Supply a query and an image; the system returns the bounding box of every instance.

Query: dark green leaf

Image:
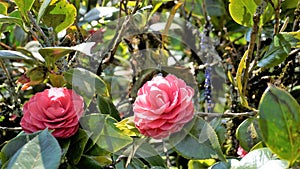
[66,129,90,165]
[5,130,61,169]
[0,50,32,60]
[97,96,121,121]
[168,116,225,161]
[42,0,76,33]
[236,118,262,151]
[64,68,109,107]
[258,85,300,164]
[258,34,291,68]
[76,155,102,169]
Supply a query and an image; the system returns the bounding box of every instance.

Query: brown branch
[273,0,282,35]
[242,0,267,95]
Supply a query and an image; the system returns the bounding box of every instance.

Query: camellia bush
[0,0,300,168]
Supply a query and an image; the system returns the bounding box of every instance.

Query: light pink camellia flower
[133,74,195,139]
[20,88,84,138]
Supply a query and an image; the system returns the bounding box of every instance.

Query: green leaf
[229,0,273,27]
[14,0,35,22]
[258,85,300,165]
[210,159,240,169]
[39,42,95,68]
[184,0,226,17]
[237,148,288,169]
[64,68,109,107]
[258,34,291,68]
[97,96,121,121]
[280,32,300,48]
[169,116,225,161]
[42,0,76,33]
[80,114,133,153]
[0,50,32,60]
[5,130,61,169]
[188,159,216,169]
[1,132,39,164]
[0,3,7,15]
[76,155,102,169]
[236,118,262,151]
[37,0,51,23]
[66,129,90,165]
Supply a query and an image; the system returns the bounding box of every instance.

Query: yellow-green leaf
[42,0,76,33]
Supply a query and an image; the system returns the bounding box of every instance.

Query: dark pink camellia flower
[20,88,84,138]
[133,74,195,139]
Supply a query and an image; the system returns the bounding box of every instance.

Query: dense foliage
[0,0,299,168]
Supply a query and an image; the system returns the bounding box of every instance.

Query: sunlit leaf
[42,0,76,33]
[229,0,274,27]
[0,50,32,60]
[14,0,35,22]
[237,148,289,169]
[259,85,300,165]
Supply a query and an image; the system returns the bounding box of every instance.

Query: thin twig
[96,1,140,75]
[27,11,51,47]
[242,0,267,95]
[196,111,257,118]
[273,0,281,35]
[0,126,22,131]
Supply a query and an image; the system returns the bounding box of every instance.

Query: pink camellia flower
[20,88,84,138]
[133,74,195,139]
[237,145,248,158]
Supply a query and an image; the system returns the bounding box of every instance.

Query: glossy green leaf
[42,0,76,33]
[37,0,51,23]
[237,148,288,169]
[258,34,291,68]
[39,42,95,68]
[80,114,133,153]
[64,68,109,107]
[66,129,90,165]
[258,85,300,165]
[1,132,40,164]
[229,0,273,27]
[5,130,61,169]
[0,50,32,60]
[236,118,262,151]
[169,116,225,161]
